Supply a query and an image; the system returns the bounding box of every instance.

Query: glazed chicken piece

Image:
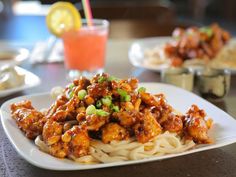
[140,92,159,107]
[11,100,34,112]
[42,120,63,145]
[46,94,68,118]
[113,110,142,127]
[76,76,91,90]
[134,110,162,143]
[66,125,90,158]
[43,121,90,158]
[162,114,183,134]
[149,94,173,124]
[86,114,108,131]
[48,141,69,158]
[91,73,109,84]
[87,82,109,99]
[184,105,212,143]
[47,94,80,122]
[11,101,46,139]
[102,123,129,144]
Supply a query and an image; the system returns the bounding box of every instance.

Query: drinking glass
[62,19,109,80]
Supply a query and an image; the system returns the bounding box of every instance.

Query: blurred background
[0,0,235,43]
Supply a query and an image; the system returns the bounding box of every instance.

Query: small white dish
[0,47,29,66]
[0,66,41,97]
[129,37,236,74]
[1,83,236,170]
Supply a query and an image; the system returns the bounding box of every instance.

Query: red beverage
[62,20,109,79]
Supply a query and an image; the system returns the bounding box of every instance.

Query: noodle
[35,131,195,163]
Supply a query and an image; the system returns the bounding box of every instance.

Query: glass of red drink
[62,19,109,80]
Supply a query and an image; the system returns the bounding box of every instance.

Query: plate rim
[1,83,236,170]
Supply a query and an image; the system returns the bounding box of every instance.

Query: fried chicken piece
[128,78,138,90]
[42,120,63,145]
[11,100,34,112]
[46,95,68,118]
[113,110,142,127]
[87,83,109,99]
[76,76,91,90]
[134,110,162,143]
[149,94,173,124]
[86,114,108,131]
[11,101,46,139]
[184,105,212,143]
[66,125,90,158]
[102,123,129,144]
[44,123,89,158]
[48,141,69,158]
[162,114,183,134]
[140,92,159,107]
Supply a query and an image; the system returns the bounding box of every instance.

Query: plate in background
[0,66,41,97]
[129,37,236,74]
[0,47,29,66]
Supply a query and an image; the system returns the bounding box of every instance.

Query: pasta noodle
[35,131,195,163]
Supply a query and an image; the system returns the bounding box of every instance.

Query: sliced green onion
[117,89,132,102]
[96,100,102,108]
[77,89,87,100]
[108,76,120,82]
[124,95,131,102]
[200,27,213,37]
[101,96,112,106]
[86,105,96,115]
[98,76,106,83]
[138,87,146,93]
[69,91,74,99]
[68,83,74,90]
[96,109,110,116]
[117,88,127,97]
[117,88,131,102]
[111,105,119,112]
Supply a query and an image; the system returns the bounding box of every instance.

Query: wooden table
[0,39,236,177]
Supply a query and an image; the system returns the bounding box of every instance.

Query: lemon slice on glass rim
[46,2,82,37]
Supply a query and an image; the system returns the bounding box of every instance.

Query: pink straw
[82,0,93,26]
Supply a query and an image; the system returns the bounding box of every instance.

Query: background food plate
[0,66,41,97]
[1,83,236,170]
[129,37,236,74]
[0,46,29,66]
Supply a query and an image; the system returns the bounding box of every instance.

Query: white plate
[1,83,236,170]
[0,47,29,66]
[129,37,236,74]
[0,66,41,97]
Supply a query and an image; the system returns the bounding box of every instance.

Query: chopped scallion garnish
[86,105,96,115]
[96,109,110,116]
[101,96,112,106]
[117,88,127,97]
[98,76,106,83]
[117,88,130,102]
[200,27,213,37]
[124,95,131,102]
[69,91,74,99]
[108,76,120,82]
[138,87,146,93]
[111,105,119,112]
[68,83,74,90]
[96,100,102,108]
[77,89,87,100]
